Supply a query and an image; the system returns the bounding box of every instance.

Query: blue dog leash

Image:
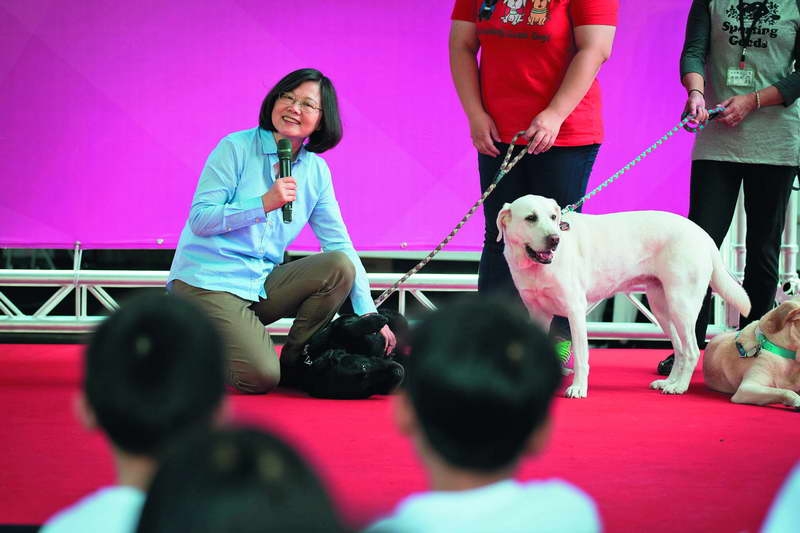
[373,131,534,308]
[561,105,725,215]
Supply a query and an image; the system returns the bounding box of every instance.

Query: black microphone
[277,138,293,224]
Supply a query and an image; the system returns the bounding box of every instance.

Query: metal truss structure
[2,188,797,340]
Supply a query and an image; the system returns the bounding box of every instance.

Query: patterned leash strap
[373,131,533,308]
[561,105,725,215]
[373,106,725,308]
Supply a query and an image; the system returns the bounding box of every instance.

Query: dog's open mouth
[525,245,554,264]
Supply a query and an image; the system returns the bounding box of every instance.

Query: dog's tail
[709,244,752,318]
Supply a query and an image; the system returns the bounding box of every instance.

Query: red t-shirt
[452,0,618,146]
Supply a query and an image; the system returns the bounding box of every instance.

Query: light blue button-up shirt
[167,127,376,315]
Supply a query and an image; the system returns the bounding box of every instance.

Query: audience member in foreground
[41,293,227,533]
[135,426,349,533]
[365,297,600,533]
[762,461,800,533]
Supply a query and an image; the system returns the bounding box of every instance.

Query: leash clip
[682,105,725,133]
[735,330,760,358]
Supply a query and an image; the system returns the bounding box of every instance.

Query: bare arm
[449,20,500,157]
[526,24,616,154]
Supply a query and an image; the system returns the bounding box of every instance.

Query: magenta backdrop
[0,1,695,251]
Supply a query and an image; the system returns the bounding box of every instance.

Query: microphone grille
[277,138,293,159]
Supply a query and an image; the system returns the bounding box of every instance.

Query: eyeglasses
[278,92,321,114]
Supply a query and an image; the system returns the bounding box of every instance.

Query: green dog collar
[755,326,797,360]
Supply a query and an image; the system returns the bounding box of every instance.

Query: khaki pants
[172,251,355,394]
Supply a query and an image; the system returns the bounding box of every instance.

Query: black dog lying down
[298,309,410,399]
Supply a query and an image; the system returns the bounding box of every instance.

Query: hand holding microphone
[278,138,294,223]
[261,138,297,218]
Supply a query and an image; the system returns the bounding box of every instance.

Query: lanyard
[737,0,768,67]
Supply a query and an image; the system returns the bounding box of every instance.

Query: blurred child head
[136,426,349,533]
[82,292,226,455]
[398,296,562,472]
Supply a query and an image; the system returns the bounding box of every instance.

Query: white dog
[497,194,751,398]
[703,299,800,409]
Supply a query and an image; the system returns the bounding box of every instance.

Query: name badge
[726,67,755,88]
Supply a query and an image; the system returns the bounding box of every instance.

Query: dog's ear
[496,203,512,243]
[784,302,800,349]
[343,313,388,338]
[549,199,569,230]
[760,300,800,338]
[759,303,787,335]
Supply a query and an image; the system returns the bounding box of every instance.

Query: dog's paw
[650,379,667,390]
[650,379,688,394]
[564,384,587,399]
[649,378,674,390]
[661,384,689,395]
[784,391,800,409]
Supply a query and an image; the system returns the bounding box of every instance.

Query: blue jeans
[478,143,600,339]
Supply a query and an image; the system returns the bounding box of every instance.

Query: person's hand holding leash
[684,89,709,127]
[525,108,564,155]
[718,93,758,128]
[261,176,297,213]
[468,110,501,157]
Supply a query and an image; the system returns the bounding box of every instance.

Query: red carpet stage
[1,345,796,533]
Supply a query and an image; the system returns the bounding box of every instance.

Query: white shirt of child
[761,462,800,533]
[365,478,601,533]
[40,486,146,533]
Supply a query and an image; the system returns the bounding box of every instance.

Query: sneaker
[554,339,574,376]
[657,353,674,376]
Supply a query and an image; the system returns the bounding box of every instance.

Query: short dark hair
[84,292,226,455]
[136,426,349,533]
[258,68,342,153]
[404,296,562,472]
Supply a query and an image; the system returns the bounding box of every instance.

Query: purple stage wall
[0,1,695,251]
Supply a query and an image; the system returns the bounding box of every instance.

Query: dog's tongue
[538,251,554,262]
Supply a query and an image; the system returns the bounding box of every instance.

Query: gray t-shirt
[682,0,800,165]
